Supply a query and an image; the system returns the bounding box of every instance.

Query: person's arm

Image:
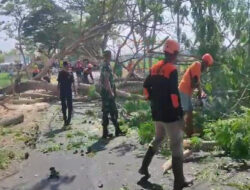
[72,75,77,95]
[143,74,152,100]
[169,70,180,109]
[57,73,61,95]
[104,74,114,97]
[90,70,94,82]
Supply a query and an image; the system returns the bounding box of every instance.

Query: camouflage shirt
[100,61,116,97]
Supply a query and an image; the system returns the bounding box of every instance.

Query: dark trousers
[101,97,119,135]
[61,95,73,123]
[83,74,89,84]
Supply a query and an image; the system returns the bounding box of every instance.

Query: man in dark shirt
[139,39,192,190]
[57,61,76,126]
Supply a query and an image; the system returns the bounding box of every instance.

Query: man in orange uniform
[139,39,192,190]
[179,54,213,137]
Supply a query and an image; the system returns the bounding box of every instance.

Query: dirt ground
[0,97,249,190]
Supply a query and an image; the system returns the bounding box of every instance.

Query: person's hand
[110,91,114,98]
[201,91,207,98]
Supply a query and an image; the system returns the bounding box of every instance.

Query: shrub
[138,121,155,144]
[124,100,150,114]
[88,85,98,99]
[204,107,250,158]
[128,111,151,128]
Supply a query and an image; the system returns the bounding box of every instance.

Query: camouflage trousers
[101,96,118,128]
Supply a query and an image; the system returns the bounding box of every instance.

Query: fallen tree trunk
[1,81,143,100]
[162,149,193,174]
[20,93,57,101]
[0,114,24,127]
[78,83,144,99]
[183,139,217,151]
[117,81,143,89]
[162,139,217,174]
[0,81,58,96]
[11,98,47,105]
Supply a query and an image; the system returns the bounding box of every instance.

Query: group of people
[57,39,213,190]
[75,59,94,84]
[57,52,124,137]
[140,39,213,190]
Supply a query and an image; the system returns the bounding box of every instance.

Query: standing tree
[0,0,29,65]
[23,0,72,58]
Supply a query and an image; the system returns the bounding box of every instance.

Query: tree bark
[1,81,144,100]
[162,149,192,174]
[0,114,24,127]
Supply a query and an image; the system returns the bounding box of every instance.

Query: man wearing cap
[179,54,213,137]
[99,50,125,138]
[139,39,192,190]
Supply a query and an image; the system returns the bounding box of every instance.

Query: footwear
[172,156,193,190]
[66,117,71,126]
[67,109,72,126]
[64,119,68,126]
[138,146,155,178]
[115,128,126,137]
[102,133,113,139]
[102,125,113,139]
[63,112,67,126]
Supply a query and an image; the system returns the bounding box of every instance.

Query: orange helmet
[87,63,93,69]
[202,53,213,66]
[163,39,180,54]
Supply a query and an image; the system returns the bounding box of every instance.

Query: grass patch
[66,133,73,139]
[227,183,250,190]
[0,149,15,169]
[67,140,85,150]
[74,130,85,137]
[42,143,62,153]
[66,131,86,139]
[0,73,11,88]
[0,128,13,136]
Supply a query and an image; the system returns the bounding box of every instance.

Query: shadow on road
[87,138,112,153]
[137,176,164,190]
[29,175,76,190]
[110,142,137,157]
[44,125,67,138]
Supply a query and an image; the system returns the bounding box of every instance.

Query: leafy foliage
[124,99,150,114]
[138,121,155,144]
[204,107,250,158]
[123,100,153,144]
[87,85,99,99]
[23,0,72,57]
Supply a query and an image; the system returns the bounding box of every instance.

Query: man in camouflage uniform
[100,50,124,138]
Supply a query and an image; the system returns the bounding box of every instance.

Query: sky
[0,16,16,52]
[0,32,16,52]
